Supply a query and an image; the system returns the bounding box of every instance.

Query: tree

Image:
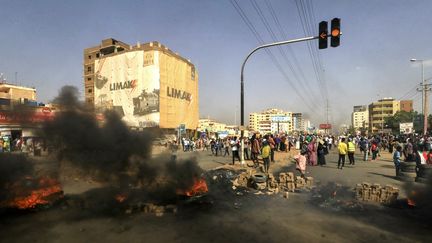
[384,111,421,134]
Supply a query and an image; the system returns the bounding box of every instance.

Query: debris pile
[355,183,399,204]
[233,171,314,194]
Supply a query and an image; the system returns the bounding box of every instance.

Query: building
[84,38,198,131]
[400,100,413,112]
[249,108,293,134]
[352,105,369,130]
[292,113,303,132]
[0,83,36,108]
[0,83,54,142]
[368,98,412,133]
[198,118,227,134]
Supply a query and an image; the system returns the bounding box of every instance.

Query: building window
[88,55,92,59]
[88,89,92,93]
[87,66,91,72]
[87,77,91,81]
[96,53,100,58]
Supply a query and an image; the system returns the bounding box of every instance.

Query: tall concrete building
[292,113,303,131]
[352,105,369,130]
[368,98,413,133]
[83,38,198,130]
[249,108,293,134]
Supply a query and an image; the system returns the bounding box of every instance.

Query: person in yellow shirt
[338,137,348,169]
[347,138,356,165]
[261,140,271,173]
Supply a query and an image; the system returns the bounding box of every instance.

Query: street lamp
[410,58,427,135]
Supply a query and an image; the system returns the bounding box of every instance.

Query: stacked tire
[251,173,267,190]
[398,161,417,182]
[416,164,432,183]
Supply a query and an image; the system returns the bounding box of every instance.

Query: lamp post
[410,58,427,135]
[239,36,318,165]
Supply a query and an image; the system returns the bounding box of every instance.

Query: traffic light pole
[240,35,319,165]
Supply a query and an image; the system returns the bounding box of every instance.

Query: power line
[250,0,320,100]
[229,0,317,113]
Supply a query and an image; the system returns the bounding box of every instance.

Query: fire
[1,177,63,209]
[177,178,208,197]
[115,194,127,203]
[407,191,417,207]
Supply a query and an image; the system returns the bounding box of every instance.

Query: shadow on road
[368,172,397,180]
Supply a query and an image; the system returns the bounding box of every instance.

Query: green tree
[384,111,421,134]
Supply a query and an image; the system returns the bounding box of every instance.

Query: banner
[94,51,160,128]
[400,122,413,134]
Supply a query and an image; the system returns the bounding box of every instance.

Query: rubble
[232,170,314,194]
[355,182,399,204]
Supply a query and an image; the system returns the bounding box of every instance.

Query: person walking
[223,139,230,157]
[261,140,271,173]
[337,137,348,169]
[307,138,318,166]
[294,150,307,178]
[371,141,379,160]
[348,138,356,165]
[317,138,327,166]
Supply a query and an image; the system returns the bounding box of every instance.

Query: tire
[398,171,416,182]
[415,177,429,183]
[417,164,432,178]
[251,173,267,183]
[400,162,417,173]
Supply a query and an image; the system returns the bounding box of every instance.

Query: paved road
[175,147,407,195]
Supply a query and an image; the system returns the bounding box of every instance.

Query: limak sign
[166,87,191,101]
[109,79,138,91]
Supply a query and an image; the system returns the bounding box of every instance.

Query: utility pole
[418,81,431,135]
[412,59,429,135]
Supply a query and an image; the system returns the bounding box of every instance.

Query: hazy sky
[0,0,431,128]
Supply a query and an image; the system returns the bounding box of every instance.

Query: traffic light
[318,21,328,49]
[330,18,341,47]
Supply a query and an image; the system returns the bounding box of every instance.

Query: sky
[0,0,432,128]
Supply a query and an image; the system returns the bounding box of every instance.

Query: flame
[177,178,208,197]
[2,177,63,209]
[115,194,127,203]
[407,191,417,207]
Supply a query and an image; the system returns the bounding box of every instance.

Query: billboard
[400,122,413,134]
[94,51,160,128]
[94,50,198,130]
[319,124,332,129]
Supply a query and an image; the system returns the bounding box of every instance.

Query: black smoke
[0,154,34,203]
[42,86,203,202]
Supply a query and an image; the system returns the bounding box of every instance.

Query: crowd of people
[0,136,44,155]
[172,132,432,178]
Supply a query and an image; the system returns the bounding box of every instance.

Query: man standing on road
[268,134,276,162]
[231,137,241,165]
[348,138,356,165]
[250,134,261,168]
[338,137,348,169]
[328,136,333,150]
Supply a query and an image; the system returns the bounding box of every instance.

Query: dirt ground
[0,147,431,243]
